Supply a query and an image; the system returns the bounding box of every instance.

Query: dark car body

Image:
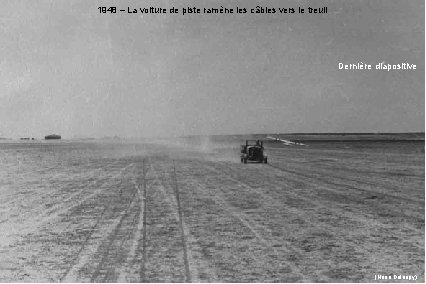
[240,140,267,163]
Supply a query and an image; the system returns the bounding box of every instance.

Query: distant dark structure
[45,134,61,140]
[20,137,30,140]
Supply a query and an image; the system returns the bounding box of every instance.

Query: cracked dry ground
[0,141,424,282]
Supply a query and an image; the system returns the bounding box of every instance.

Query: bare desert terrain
[0,136,424,282]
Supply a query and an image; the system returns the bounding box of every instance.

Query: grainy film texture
[0,0,424,282]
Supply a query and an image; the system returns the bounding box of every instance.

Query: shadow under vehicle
[240,140,268,164]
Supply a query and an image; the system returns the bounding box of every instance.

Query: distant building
[45,134,61,140]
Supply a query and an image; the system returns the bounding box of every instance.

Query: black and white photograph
[0,0,424,282]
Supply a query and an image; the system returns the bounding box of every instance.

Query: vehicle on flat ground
[240,140,267,164]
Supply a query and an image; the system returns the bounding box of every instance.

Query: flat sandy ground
[0,138,424,282]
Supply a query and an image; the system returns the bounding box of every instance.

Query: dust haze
[0,0,424,283]
[0,0,424,139]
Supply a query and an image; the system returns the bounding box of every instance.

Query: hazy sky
[0,0,424,138]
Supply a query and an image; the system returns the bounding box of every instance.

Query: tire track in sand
[172,160,191,283]
[89,168,140,282]
[60,162,135,282]
[140,159,148,282]
[176,162,313,282]
[46,162,133,228]
[155,160,310,282]
[194,159,424,279]
[150,160,211,283]
[208,160,423,242]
